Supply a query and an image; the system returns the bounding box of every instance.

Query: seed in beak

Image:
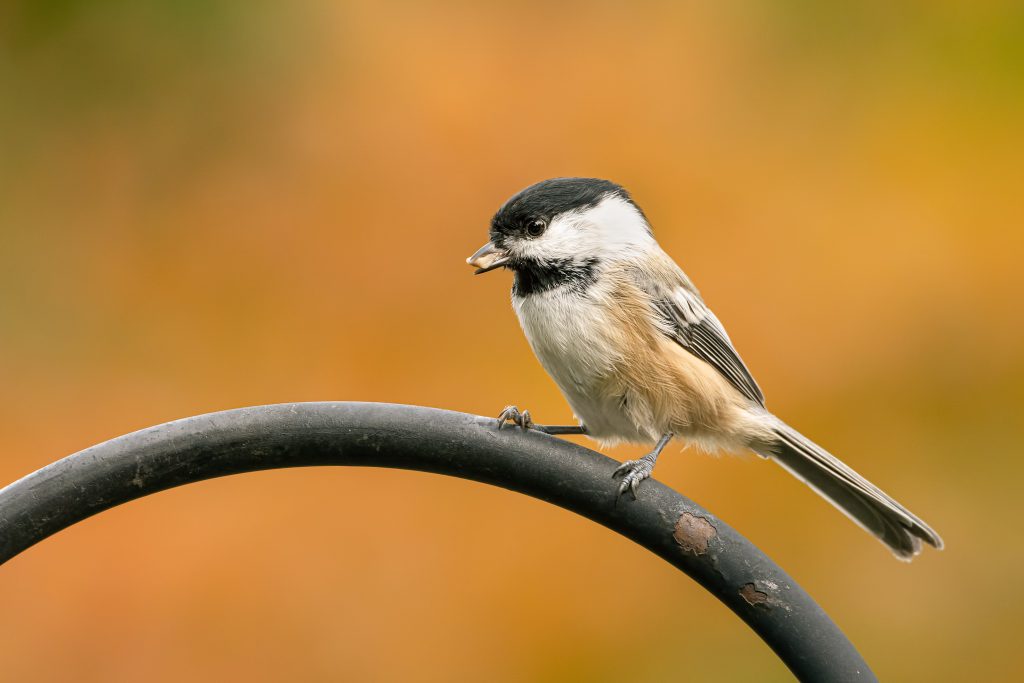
[466,241,510,274]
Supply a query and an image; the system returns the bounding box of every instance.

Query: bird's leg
[534,424,587,435]
[495,406,586,435]
[496,405,534,430]
[613,432,673,501]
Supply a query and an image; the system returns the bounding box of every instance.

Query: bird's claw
[496,405,533,431]
[612,458,655,502]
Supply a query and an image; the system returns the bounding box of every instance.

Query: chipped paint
[673,511,716,555]
[740,583,771,606]
[739,582,792,612]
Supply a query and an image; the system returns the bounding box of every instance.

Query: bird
[466,177,943,560]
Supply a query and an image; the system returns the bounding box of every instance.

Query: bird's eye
[526,219,546,237]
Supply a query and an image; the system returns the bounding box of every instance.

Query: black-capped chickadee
[467,177,943,560]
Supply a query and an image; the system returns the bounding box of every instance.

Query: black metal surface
[0,402,875,682]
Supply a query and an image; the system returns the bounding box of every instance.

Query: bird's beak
[466,241,510,275]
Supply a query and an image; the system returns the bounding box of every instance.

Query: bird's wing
[649,281,766,407]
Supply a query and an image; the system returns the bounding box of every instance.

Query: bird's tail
[755,421,943,560]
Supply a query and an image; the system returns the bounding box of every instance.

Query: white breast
[512,285,653,443]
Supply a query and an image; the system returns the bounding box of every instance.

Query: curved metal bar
[0,402,875,682]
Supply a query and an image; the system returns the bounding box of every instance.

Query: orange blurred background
[1,1,1022,681]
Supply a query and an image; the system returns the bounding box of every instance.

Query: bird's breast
[512,285,657,442]
[513,288,619,390]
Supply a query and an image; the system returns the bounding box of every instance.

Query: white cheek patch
[578,195,653,249]
[516,195,654,262]
[527,218,580,260]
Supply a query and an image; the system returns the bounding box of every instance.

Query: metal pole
[0,402,875,682]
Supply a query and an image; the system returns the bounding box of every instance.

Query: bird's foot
[496,405,534,431]
[612,454,656,501]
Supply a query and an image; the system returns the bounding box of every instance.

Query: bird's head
[466,178,654,277]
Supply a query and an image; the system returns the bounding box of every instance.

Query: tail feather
[758,422,943,560]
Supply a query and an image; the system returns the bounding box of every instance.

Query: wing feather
[651,284,766,407]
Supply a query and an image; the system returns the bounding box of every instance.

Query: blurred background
[1,1,1021,681]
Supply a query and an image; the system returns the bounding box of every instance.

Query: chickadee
[467,177,943,560]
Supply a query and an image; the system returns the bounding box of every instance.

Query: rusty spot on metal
[673,512,716,555]
[740,583,770,607]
